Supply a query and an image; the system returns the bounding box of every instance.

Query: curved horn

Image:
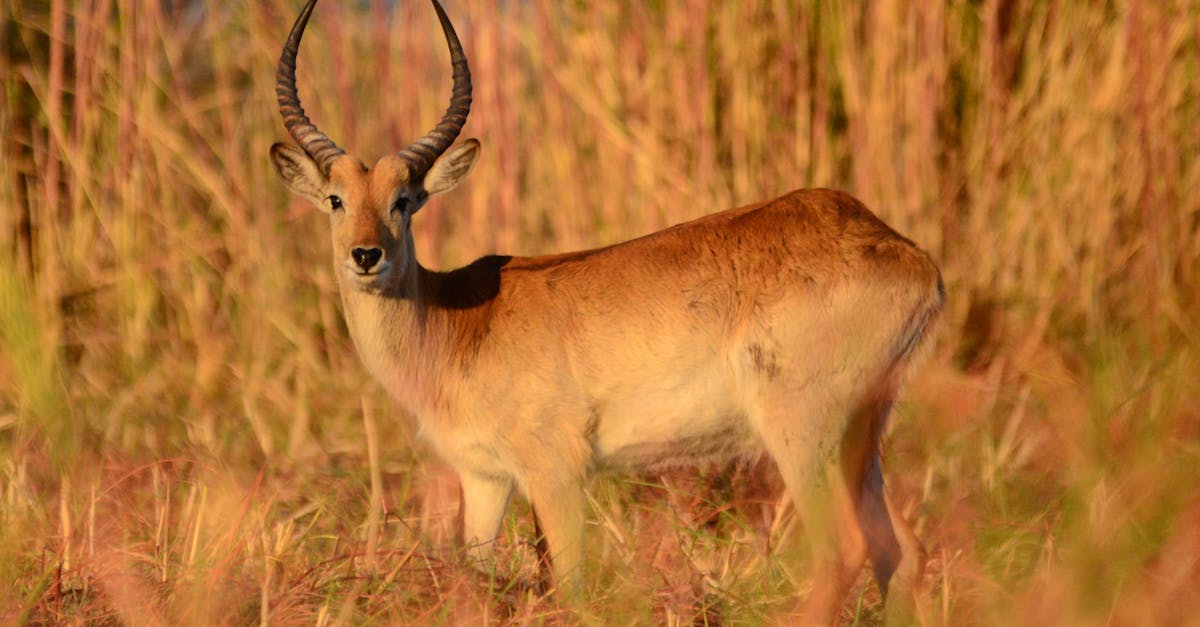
[397,0,473,178]
[276,0,345,175]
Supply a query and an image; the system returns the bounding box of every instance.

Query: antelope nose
[351,247,383,272]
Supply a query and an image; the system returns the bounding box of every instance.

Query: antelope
[270,0,943,621]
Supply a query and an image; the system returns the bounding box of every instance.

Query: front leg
[524,476,586,599]
[460,471,513,568]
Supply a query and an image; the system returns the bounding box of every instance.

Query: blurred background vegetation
[1,0,1198,624]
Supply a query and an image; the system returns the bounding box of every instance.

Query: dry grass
[2,0,1198,624]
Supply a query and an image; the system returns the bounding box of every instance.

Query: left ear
[423,139,480,197]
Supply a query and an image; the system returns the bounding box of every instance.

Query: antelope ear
[270,143,327,206]
[423,139,480,197]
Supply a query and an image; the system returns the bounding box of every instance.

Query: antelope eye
[392,197,408,215]
[327,195,344,211]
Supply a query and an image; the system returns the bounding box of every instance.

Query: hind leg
[857,397,928,625]
[754,404,870,624]
[860,395,928,622]
[880,492,928,624]
[801,460,872,624]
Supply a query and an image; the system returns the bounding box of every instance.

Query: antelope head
[269,0,480,294]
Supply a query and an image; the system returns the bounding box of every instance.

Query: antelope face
[269,0,477,292]
[271,144,480,292]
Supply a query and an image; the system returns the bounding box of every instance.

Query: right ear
[270,143,327,205]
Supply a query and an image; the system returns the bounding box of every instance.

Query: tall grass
[2,0,1198,623]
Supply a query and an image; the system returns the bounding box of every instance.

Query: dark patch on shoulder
[425,255,511,309]
[746,343,781,379]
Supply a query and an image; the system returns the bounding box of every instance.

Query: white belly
[591,368,760,469]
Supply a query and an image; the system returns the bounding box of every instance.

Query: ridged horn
[276,0,345,176]
[396,0,473,179]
